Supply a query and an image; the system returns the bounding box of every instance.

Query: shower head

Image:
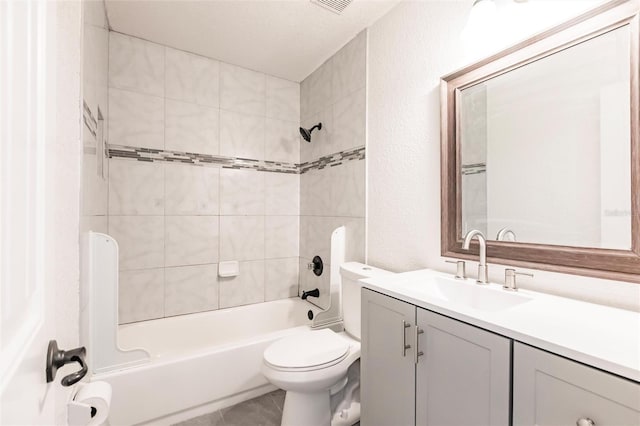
[299,123,322,142]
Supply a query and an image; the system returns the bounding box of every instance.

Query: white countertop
[361,269,640,382]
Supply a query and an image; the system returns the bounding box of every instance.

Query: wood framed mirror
[441,0,640,283]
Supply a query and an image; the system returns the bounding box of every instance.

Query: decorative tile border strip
[107,144,365,175]
[461,162,486,176]
[299,146,365,174]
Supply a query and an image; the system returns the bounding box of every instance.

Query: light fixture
[462,0,498,42]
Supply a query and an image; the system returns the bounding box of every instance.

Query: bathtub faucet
[301,288,320,300]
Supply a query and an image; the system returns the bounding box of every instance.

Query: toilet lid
[264,329,349,369]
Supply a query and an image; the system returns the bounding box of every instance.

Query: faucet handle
[503,268,533,291]
[445,260,466,279]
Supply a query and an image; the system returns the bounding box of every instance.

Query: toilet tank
[340,262,392,340]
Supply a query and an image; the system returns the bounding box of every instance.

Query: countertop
[361,269,640,382]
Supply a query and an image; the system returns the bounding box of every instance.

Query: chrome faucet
[462,230,488,284]
[496,227,517,242]
[503,268,533,292]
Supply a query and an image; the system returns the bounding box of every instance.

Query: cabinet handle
[414,326,424,364]
[402,320,411,356]
[576,418,595,426]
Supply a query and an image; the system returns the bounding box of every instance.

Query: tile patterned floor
[173,390,360,426]
[173,390,284,426]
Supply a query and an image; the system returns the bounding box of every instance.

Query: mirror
[460,25,631,250]
[441,0,640,282]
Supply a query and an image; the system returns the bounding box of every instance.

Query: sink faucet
[496,227,517,242]
[462,230,488,285]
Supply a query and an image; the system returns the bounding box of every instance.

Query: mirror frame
[441,0,640,283]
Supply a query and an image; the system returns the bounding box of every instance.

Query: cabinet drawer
[513,342,640,426]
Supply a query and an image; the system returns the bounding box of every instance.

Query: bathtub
[92,298,314,425]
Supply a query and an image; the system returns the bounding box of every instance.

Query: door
[513,342,640,425]
[415,308,510,426]
[1,0,74,423]
[361,289,416,426]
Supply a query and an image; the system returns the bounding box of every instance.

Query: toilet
[262,262,391,426]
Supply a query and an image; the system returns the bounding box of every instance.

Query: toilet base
[282,391,331,426]
[280,361,360,426]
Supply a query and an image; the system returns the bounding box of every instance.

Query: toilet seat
[264,329,350,372]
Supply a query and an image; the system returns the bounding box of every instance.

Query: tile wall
[299,31,367,310]
[80,0,109,343]
[107,32,301,323]
[80,0,109,236]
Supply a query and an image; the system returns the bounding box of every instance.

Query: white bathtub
[93,298,314,425]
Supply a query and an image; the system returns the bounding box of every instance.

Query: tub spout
[302,288,320,300]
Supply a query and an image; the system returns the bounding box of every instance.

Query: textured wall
[366,0,640,311]
[368,1,469,272]
[54,0,83,422]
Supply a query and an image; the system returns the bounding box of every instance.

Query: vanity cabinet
[513,343,640,426]
[415,309,510,426]
[361,288,415,426]
[361,288,511,426]
[361,288,640,426]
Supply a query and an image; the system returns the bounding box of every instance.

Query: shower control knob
[576,418,595,426]
[308,256,323,276]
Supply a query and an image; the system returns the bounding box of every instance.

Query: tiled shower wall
[107,33,301,324]
[80,0,110,345]
[80,1,109,236]
[298,31,367,310]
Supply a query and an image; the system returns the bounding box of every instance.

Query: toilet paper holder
[46,340,88,387]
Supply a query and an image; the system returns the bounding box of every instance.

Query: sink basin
[396,275,533,312]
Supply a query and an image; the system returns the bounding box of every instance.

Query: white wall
[366,0,640,311]
[53,0,83,422]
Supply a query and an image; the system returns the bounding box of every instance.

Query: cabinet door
[513,342,640,426]
[415,308,511,426]
[361,288,416,426]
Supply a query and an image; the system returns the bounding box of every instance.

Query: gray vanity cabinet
[415,308,511,426]
[361,288,511,426]
[513,342,640,426]
[361,288,416,426]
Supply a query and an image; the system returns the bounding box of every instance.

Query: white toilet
[262,262,391,426]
